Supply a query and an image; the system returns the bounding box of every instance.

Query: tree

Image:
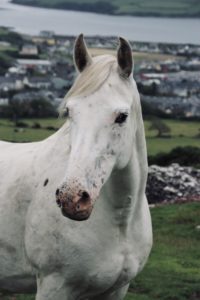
[8,96,57,119]
[149,118,171,137]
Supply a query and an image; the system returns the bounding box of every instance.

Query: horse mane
[60,55,116,113]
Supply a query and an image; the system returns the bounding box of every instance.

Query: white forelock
[60,55,116,113]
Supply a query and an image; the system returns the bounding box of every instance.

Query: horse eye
[115,113,128,124]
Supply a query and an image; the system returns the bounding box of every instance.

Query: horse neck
[36,122,70,178]
[103,109,148,230]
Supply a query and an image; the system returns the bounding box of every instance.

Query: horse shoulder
[0,142,42,288]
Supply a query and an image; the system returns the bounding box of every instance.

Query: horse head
[56,34,138,221]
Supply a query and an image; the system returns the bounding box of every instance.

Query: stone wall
[146,164,200,203]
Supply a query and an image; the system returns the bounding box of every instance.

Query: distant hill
[12,0,200,17]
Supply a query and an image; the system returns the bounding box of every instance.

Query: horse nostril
[76,203,81,211]
[56,198,61,207]
[56,188,60,196]
[81,191,90,200]
[75,191,91,212]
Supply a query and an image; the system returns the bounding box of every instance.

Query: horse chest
[113,249,138,287]
[26,218,138,296]
[73,243,138,299]
[71,238,138,296]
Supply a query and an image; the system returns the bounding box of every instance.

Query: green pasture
[126,202,200,300]
[147,137,200,156]
[144,119,199,138]
[0,118,63,142]
[1,202,200,300]
[0,118,199,156]
[145,119,200,155]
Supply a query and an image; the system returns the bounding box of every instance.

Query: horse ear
[74,34,93,72]
[117,37,133,78]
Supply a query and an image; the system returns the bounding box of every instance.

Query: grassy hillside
[1,202,200,300]
[12,0,200,17]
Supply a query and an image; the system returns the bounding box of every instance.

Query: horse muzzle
[56,188,93,221]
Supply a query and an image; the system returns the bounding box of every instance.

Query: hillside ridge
[12,0,200,18]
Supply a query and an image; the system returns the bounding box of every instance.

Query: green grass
[1,203,200,300]
[146,136,200,156]
[0,118,63,142]
[144,119,200,138]
[125,203,200,300]
[0,118,199,155]
[12,0,200,17]
[145,119,200,155]
[0,45,18,52]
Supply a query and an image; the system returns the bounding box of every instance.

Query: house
[141,95,200,118]
[7,66,27,75]
[17,59,52,74]
[140,73,167,81]
[40,31,55,38]
[183,60,200,71]
[160,60,180,73]
[20,44,38,57]
[0,76,16,92]
[38,31,56,45]
[0,41,11,48]
[28,76,52,89]
[0,98,9,106]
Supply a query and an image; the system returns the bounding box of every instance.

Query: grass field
[126,202,200,300]
[1,202,200,300]
[145,119,200,155]
[12,0,200,17]
[0,118,64,143]
[0,118,199,156]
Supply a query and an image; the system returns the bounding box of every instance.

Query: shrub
[45,126,57,131]
[15,121,29,128]
[31,122,41,129]
[148,146,200,168]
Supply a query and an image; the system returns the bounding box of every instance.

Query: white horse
[0,34,152,300]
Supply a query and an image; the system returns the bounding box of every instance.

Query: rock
[146,163,200,204]
[163,186,177,194]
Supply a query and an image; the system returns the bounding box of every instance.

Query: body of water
[0,0,199,44]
